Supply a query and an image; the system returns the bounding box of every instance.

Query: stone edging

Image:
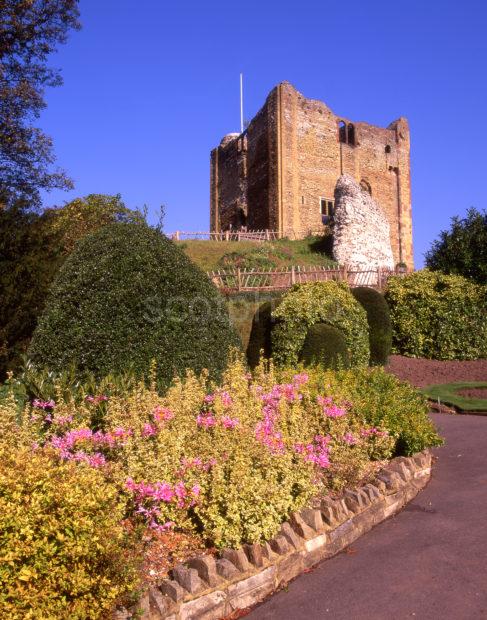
[117,451,432,620]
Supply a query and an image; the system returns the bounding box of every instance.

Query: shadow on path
[248,414,487,620]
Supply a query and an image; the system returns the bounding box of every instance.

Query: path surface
[248,414,487,620]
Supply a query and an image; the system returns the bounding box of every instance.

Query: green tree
[0,0,80,209]
[425,208,487,285]
[0,194,142,379]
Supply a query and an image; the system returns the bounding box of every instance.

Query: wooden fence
[207,265,397,292]
[171,230,282,242]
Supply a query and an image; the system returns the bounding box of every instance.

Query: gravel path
[247,413,487,620]
[385,355,487,388]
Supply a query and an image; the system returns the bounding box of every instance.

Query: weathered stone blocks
[119,452,432,620]
[333,174,395,274]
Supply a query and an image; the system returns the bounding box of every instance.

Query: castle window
[360,180,372,195]
[347,124,355,146]
[338,121,355,146]
[385,145,391,154]
[320,197,334,223]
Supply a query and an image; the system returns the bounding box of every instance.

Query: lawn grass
[421,381,487,413]
[177,236,336,272]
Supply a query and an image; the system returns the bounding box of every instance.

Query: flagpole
[240,73,244,134]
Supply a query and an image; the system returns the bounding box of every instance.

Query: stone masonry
[210,82,414,269]
[333,174,395,271]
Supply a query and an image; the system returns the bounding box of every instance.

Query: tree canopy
[0,0,80,209]
[425,208,487,285]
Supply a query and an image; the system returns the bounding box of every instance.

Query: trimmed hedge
[29,222,241,385]
[299,323,350,369]
[271,281,370,367]
[352,287,392,366]
[385,270,487,360]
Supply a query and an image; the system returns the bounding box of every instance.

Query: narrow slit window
[320,198,334,222]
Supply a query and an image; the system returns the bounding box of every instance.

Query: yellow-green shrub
[271,281,370,367]
[385,270,487,360]
[0,444,140,620]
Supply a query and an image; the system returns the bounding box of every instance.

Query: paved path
[248,414,487,620]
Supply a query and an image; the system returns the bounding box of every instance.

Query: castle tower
[210,82,414,269]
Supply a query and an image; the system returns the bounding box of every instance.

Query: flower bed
[0,360,441,617]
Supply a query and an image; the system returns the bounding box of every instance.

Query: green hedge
[29,222,241,385]
[299,323,350,369]
[385,270,487,360]
[352,287,392,366]
[271,281,370,367]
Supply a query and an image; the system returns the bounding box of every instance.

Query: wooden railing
[207,265,398,292]
[171,230,282,242]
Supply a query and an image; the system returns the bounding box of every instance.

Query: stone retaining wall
[117,451,432,620]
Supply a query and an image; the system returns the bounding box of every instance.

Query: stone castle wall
[210,82,414,269]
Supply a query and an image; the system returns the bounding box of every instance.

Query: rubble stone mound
[333,174,395,272]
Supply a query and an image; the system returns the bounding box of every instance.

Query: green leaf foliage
[28,222,241,385]
[0,444,140,620]
[385,270,487,360]
[304,366,443,455]
[299,323,350,369]
[351,287,392,366]
[425,207,487,285]
[271,281,370,367]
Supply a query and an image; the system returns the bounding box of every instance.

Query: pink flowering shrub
[1,358,441,550]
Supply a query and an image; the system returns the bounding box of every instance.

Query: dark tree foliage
[0,194,142,379]
[0,0,80,208]
[351,287,392,366]
[425,208,487,285]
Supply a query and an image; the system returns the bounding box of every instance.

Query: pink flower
[196,414,216,428]
[153,406,174,422]
[221,416,239,429]
[293,373,309,385]
[32,399,55,410]
[219,391,233,407]
[343,432,357,445]
[142,423,157,437]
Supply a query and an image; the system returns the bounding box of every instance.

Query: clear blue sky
[40,0,487,266]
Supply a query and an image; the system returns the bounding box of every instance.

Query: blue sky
[40,0,487,266]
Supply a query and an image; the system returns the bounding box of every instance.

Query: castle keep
[210,82,414,269]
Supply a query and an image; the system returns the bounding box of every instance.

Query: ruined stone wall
[211,82,414,269]
[278,82,413,267]
[210,133,247,231]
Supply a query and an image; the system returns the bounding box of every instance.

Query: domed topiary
[28,222,241,386]
[299,323,350,369]
[271,281,370,367]
[352,287,392,366]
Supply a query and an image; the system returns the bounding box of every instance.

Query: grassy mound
[178,236,336,272]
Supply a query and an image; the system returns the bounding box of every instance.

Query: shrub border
[115,450,432,620]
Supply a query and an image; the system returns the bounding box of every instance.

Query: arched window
[347,123,355,146]
[385,145,391,154]
[338,121,347,143]
[360,180,372,195]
